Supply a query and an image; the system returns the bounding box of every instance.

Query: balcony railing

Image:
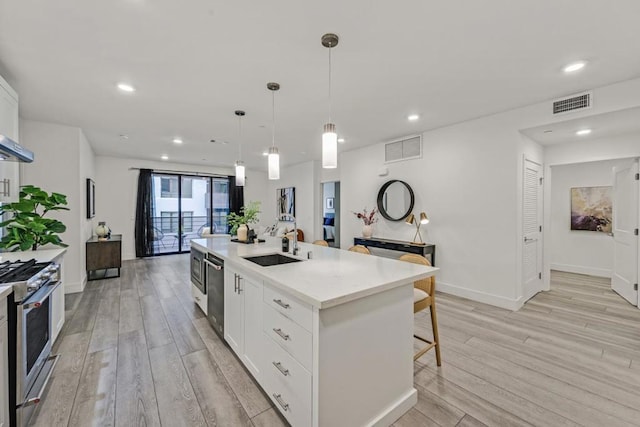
[151,214,228,253]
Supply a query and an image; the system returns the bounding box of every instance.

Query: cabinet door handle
[237,276,242,293]
[273,299,290,309]
[272,328,290,341]
[234,274,238,293]
[272,361,290,376]
[272,393,289,411]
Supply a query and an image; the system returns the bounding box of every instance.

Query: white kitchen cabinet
[51,254,65,343]
[0,295,9,427]
[224,265,264,381]
[0,74,20,203]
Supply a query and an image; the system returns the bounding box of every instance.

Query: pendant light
[267,82,280,180]
[321,33,339,169]
[234,110,246,187]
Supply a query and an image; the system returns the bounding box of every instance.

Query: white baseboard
[370,388,417,427]
[437,280,523,311]
[550,263,611,278]
[64,277,86,294]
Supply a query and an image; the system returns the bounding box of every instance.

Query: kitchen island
[191,237,438,427]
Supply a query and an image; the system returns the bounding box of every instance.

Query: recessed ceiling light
[262,151,268,156]
[543,130,553,134]
[117,83,136,92]
[119,134,129,139]
[408,114,420,121]
[563,61,586,73]
[161,154,169,160]
[173,138,183,144]
[337,138,345,143]
[576,129,592,136]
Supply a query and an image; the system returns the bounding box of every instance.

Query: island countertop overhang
[191,237,438,309]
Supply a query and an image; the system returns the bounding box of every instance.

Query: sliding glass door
[151,173,229,254]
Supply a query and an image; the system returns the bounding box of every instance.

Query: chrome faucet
[278,214,299,255]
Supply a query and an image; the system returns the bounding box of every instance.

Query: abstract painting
[277,187,295,220]
[570,186,612,233]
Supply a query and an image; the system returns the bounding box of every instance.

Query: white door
[224,267,244,355]
[242,275,264,381]
[523,159,543,301]
[611,160,639,306]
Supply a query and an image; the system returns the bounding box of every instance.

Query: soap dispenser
[282,236,289,253]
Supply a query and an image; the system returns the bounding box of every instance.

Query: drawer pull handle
[272,393,289,411]
[273,328,290,341]
[272,361,290,376]
[273,299,290,309]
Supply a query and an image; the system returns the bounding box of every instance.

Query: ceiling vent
[552,91,592,115]
[384,135,422,163]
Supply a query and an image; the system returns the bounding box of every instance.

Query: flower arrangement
[352,208,378,225]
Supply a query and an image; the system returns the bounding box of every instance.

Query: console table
[353,237,436,266]
[86,234,122,280]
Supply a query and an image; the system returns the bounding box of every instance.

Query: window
[160,177,192,198]
[160,211,193,232]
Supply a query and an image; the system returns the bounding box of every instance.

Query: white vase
[237,224,248,241]
[362,224,373,238]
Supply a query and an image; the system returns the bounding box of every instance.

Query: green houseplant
[227,201,261,235]
[0,185,69,251]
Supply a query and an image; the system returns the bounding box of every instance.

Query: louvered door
[523,159,543,301]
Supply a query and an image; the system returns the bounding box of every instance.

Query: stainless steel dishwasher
[204,253,224,337]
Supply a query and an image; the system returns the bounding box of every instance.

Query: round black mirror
[377,180,415,221]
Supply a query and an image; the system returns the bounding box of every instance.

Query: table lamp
[405,211,429,244]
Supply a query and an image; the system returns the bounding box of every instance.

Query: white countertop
[0,248,67,298]
[191,237,438,309]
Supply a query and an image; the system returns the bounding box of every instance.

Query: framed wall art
[570,186,612,233]
[277,187,295,219]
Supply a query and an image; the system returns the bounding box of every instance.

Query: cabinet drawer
[262,338,312,427]
[263,304,312,371]
[264,284,312,332]
[263,331,311,403]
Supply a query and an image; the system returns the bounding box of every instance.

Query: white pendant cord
[271,90,276,148]
[328,42,332,122]
[237,115,242,161]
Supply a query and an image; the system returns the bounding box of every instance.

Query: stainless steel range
[2,259,61,427]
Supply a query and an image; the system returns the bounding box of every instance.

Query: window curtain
[135,169,155,257]
[228,176,244,232]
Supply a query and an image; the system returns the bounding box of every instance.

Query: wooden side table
[86,234,122,280]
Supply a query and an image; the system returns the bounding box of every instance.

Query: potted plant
[227,201,261,238]
[352,207,378,238]
[0,185,69,251]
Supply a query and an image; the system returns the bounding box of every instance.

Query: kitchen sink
[243,253,302,267]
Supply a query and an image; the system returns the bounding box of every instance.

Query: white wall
[267,160,319,242]
[20,120,95,293]
[340,77,640,310]
[549,159,628,278]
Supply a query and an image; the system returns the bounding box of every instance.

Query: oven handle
[17,354,60,408]
[22,281,61,310]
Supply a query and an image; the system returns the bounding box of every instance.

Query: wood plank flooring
[29,259,640,427]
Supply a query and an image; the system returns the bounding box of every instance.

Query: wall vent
[552,92,592,115]
[384,135,422,163]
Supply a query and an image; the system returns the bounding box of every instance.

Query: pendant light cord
[328,42,332,122]
[238,115,242,160]
[272,90,276,147]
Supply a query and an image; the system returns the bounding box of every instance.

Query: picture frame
[277,187,295,219]
[570,186,612,233]
[326,197,334,209]
[86,178,95,219]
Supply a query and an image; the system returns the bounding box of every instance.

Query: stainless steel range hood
[0,134,34,163]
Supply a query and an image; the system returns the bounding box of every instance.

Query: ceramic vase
[95,222,109,238]
[237,224,248,241]
[362,224,373,238]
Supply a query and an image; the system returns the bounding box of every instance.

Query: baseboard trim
[550,263,611,278]
[437,281,523,311]
[64,277,86,294]
[370,388,417,427]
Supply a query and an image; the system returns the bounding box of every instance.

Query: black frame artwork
[277,187,295,219]
[87,178,96,219]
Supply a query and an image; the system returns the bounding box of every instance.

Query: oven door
[17,281,60,401]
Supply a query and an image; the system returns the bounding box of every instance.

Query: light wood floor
[29,257,640,427]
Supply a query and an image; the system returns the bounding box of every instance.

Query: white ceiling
[520,106,640,145]
[1,1,640,170]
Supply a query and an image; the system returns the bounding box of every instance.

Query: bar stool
[399,253,441,365]
[348,245,371,254]
[313,240,329,247]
